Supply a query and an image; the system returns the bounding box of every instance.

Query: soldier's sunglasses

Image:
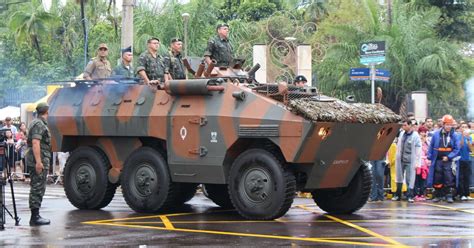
[99,48,108,51]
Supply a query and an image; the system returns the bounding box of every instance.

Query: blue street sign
[375,69,390,82]
[349,68,370,81]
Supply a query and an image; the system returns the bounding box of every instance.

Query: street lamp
[182,13,190,58]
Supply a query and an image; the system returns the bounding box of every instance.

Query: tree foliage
[0,0,472,119]
[314,0,472,118]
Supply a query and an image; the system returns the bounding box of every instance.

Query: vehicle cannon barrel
[164,79,224,95]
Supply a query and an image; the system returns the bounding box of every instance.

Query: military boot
[392,183,402,201]
[446,188,454,204]
[30,208,50,226]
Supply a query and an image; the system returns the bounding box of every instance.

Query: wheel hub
[74,163,96,194]
[133,165,157,196]
[241,168,271,203]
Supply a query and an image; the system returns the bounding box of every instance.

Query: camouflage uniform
[84,57,112,79]
[26,116,51,210]
[137,51,167,82]
[204,36,233,67]
[113,61,135,78]
[165,51,186,79]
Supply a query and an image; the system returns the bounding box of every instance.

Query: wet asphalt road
[1,183,473,247]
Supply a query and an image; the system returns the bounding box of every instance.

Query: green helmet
[36,102,49,114]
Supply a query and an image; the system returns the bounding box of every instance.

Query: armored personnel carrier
[47,61,400,220]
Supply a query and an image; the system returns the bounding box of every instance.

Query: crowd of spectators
[0,117,67,184]
[369,115,474,203]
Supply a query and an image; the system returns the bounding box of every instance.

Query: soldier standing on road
[204,23,233,67]
[83,43,112,80]
[165,38,187,80]
[26,102,51,226]
[113,46,134,78]
[137,37,169,85]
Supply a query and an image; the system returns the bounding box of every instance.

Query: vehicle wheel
[228,149,296,220]
[312,162,372,214]
[174,183,198,204]
[203,184,234,208]
[64,146,117,209]
[121,147,177,212]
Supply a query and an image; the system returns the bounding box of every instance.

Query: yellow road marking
[296,205,408,247]
[419,203,474,214]
[83,209,236,225]
[90,221,474,241]
[165,209,235,217]
[359,207,474,211]
[321,235,474,240]
[83,214,164,224]
[159,216,174,229]
[82,202,474,247]
[117,218,474,224]
[85,221,397,247]
[104,215,474,226]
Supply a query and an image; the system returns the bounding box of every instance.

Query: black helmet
[294,75,307,83]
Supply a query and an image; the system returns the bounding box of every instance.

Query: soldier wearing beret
[137,37,169,85]
[84,43,112,80]
[204,23,233,67]
[165,38,187,80]
[26,102,51,226]
[113,46,134,78]
[294,75,307,87]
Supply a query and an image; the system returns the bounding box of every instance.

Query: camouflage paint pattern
[47,68,399,190]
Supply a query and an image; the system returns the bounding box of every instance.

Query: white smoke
[466,77,474,120]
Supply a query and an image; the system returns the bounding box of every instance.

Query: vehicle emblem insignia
[211,132,218,143]
[180,126,187,140]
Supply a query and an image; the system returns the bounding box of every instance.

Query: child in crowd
[414,126,430,201]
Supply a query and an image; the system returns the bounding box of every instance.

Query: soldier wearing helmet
[26,102,52,225]
[427,114,461,203]
[294,75,307,87]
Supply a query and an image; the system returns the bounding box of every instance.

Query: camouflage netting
[289,99,401,124]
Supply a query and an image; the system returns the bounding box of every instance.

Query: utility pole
[182,13,190,58]
[387,0,392,26]
[370,64,375,104]
[121,0,134,51]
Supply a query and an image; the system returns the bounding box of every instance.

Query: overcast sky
[42,0,190,12]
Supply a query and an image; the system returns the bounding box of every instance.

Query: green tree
[8,0,57,62]
[406,0,474,42]
[315,0,472,117]
[237,0,277,21]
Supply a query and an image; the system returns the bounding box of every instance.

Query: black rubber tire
[228,149,296,220]
[312,162,372,214]
[203,184,234,208]
[174,183,198,204]
[121,147,177,213]
[64,146,117,210]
